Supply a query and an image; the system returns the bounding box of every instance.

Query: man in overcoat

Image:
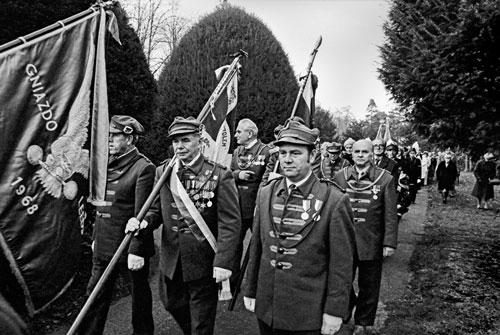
[230,118,270,291]
[372,138,399,178]
[126,116,241,335]
[81,115,156,335]
[243,120,356,335]
[333,139,398,335]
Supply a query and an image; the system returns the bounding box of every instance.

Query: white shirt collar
[286,170,312,191]
[182,152,201,167]
[245,139,258,149]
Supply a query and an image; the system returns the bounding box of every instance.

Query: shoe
[352,325,374,335]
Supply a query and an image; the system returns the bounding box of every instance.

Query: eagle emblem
[27,85,91,200]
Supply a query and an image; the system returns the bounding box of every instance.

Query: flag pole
[0,1,115,54]
[67,50,247,335]
[271,36,322,174]
[289,35,322,118]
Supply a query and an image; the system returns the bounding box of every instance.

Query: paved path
[52,188,428,335]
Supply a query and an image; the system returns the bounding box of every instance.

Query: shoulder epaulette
[263,175,284,187]
[205,157,228,170]
[319,178,346,193]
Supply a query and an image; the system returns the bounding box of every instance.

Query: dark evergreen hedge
[153,4,300,162]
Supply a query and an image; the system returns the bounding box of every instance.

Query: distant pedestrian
[436,153,458,204]
[471,153,496,209]
[406,148,421,204]
[421,152,430,186]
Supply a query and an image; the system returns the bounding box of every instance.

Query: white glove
[239,170,255,181]
[243,296,255,313]
[125,217,148,235]
[128,254,144,271]
[213,267,232,283]
[383,247,395,258]
[321,313,342,335]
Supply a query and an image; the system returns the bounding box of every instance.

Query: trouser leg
[354,259,383,327]
[130,259,154,335]
[187,277,219,335]
[257,319,321,335]
[230,216,253,294]
[78,259,119,335]
[160,266,192,335]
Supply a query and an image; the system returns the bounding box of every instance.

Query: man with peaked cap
[243,120,356,335]
[230,118,271,293]
[343,138,356,165]
[80,115,155,335]
[333,139,398,335]
[320,141,351,181]
[126,116,241,335]
[262,117,322,184]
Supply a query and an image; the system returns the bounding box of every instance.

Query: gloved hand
[213,267,232,283]
[243,296,255,313]
[128,254,144,271]
[125,217,148,235]
[383,246,395,258]
[91,240,95,252]
[320,313,342,334]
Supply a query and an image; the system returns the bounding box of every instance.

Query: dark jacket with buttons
[93,148,156,262]
[333,164,398,260]
[230,140,270,220]
[144,154,241,282]
[244,173,356,331]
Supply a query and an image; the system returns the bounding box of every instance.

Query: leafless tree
[122,0,190,77]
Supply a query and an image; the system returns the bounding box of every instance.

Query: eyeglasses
[373,145,385,148]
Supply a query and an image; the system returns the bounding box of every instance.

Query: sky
[176,0,394,120]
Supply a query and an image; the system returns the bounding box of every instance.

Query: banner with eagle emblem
[0,6,113,314]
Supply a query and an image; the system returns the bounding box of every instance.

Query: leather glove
[128,254,144,271]
[213,267,232,283]
[125,217,148,235]
[243,296,255,313]
[383,246,395,258]
[321,313,342,335]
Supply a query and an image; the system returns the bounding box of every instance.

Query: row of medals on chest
[185,171,217,209]
[238,153,266,169]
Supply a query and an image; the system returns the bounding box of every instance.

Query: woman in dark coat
[471,153,496,209]
[436,153,458,204]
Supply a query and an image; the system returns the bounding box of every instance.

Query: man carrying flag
[126,116,241,335]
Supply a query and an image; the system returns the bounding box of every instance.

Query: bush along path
[380,172,500,335]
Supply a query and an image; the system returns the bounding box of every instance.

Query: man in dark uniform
[385,141,411,220]
[333,139,398,335]
[407,148,422,204]
[372,138,399,177]
[81,115,156,335]
[320,142,351,180]
[230,118,270,291]
[126,116,241,335]
[243,120,356,335]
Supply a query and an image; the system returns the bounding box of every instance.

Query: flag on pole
[384,118,392,142]
[0,6,115,313]
[294,72,317,127]
[200,63,239,167]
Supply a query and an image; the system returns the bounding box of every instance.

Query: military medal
[301,200,311,220]
[372,185,380,200]
[314,200,323,221]
[207,201,213,207]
